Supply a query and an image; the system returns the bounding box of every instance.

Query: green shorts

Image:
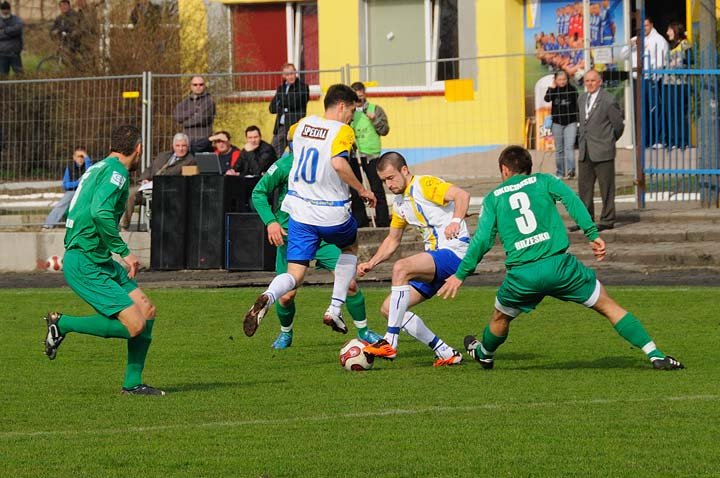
[63,249,137,317]
[495,253,599,317]
[275,240,339,273]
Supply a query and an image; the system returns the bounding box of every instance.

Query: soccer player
[357,152,470,366]
[244,84,376,337]
[250,148,382,348]
[43,125,166,395]
[438,146,684,371]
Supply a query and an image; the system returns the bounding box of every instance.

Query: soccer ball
[339,338,374,371]
[46,255,63,272]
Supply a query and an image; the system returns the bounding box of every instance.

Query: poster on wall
[524,0,626,150]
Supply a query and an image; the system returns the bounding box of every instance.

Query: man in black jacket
[228,125,276,177]
[0,1,23,75]
[269,63,309,156]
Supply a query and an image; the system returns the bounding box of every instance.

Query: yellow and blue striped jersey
[390,175,469,258]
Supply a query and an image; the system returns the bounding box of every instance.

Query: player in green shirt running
[43,125,166,395]
[250,151,382,349]
[438,146,684,371]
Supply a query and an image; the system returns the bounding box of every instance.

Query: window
[362,0,459,87]
[230,2,319,90]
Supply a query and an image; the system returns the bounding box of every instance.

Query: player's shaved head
[110,125,142,156]
[376,151,407,172]
[498,145,533,175]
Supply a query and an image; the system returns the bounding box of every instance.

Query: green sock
[58,313,131,339]
[276,301,295,332]
[481,325,507,357]
[346,291,368,335]
[613,313,664,359]
[123,319,154,389]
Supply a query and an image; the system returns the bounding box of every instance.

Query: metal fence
[643,47,720,207]
[2,50,718,228]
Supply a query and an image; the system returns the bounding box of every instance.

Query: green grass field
[2,286,717,477]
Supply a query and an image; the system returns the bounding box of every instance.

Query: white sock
[400,312,454,359]
[329,254,357,315]
[264,273,296,307]
[432,341,455,359]
[280,325,293,333]
[400,312,435,344]
[384,285,410,348]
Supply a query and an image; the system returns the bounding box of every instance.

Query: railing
[2,49,719,229]
[643,46,720,207]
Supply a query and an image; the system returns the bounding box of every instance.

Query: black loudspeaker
[225,213,276,271]
[185,175,225,269]
[150,176,187,270]
[224,175,259,213]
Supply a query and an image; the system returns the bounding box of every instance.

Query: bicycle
[35,52,65,74]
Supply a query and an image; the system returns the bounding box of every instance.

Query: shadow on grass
[509,355,644,370]
[164,379,286,393]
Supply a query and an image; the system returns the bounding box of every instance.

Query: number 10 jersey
[281,115,356,226]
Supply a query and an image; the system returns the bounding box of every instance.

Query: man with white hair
[120,133,195,230]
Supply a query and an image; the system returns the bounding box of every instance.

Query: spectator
[50,0,83,60]
[120,133,195,230]
[544,70,579,178]
[43,148,92,229]
[574,69,624,232]
[269,63,309,156]
[638,17,668,148]
[208,131,241,174]
[349,81,391,227]
[664,21,691,149]
[174,76,216,153]
[0,1,23,76]
[229,125,276,177]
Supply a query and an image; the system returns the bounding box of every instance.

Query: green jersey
[64,156,131,263]
[251,153,292,229]
[455,173,599,280]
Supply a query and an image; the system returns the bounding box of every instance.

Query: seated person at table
[208,131,241,174]
[120,133,195,230]
[227,125,276,177]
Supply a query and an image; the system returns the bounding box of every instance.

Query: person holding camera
[349,81,390,227]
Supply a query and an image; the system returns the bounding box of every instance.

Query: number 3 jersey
[390,175,469,259]
[455,173,599,280]
[280,115,355,226]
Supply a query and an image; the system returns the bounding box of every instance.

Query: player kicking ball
[438,145,684,371]
[43,125,165,395]
[244,84,376,338]
[250,146,382,348]
[358,152,470,366]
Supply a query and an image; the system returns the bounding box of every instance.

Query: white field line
[2,394,716,440]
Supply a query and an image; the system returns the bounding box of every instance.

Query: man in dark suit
[120,133,196,230]
[575,69,624,231]
[269,63,309,156]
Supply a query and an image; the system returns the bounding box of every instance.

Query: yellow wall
[181,0,527,153]
[178,0,209,73]
[475,0,525,145]
[318,0,360,71]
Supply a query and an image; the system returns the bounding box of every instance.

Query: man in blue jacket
[44,147,93,229]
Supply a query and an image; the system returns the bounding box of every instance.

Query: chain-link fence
[9,50,720,228]
[0,75,144,226]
